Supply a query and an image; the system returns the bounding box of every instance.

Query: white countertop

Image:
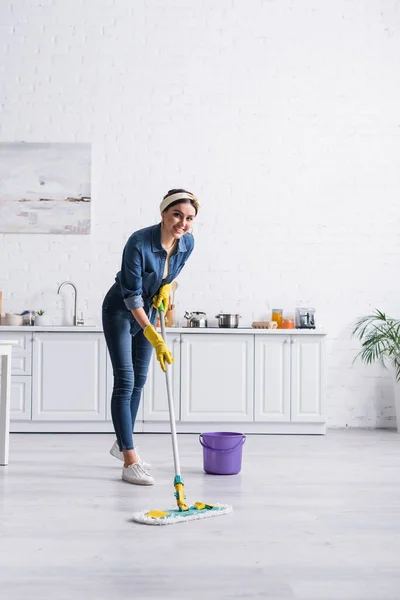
[0,325,326,335]
[167,327,326,335]
[0,325,101,332]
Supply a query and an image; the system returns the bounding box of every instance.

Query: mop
[131,304,232,525]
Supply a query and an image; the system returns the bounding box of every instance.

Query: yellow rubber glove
[153,283,172,314]
[144,325,174,372]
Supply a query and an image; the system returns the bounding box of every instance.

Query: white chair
[0,340,17,465]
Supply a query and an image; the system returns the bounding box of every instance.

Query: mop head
[131,502,232,526]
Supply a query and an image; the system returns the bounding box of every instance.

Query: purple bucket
[199,431,246,475]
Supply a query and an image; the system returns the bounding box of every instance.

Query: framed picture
[0,142,91,234]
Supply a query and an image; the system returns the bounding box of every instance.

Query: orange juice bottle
[271,309,283,328]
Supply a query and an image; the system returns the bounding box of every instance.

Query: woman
[102,189,199,486]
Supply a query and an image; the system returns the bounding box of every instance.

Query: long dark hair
[162,189,199,215]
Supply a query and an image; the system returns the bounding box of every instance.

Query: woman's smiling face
[162,202,196,238]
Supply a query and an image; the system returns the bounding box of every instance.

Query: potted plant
[352,309,400,432]
[35,310,48,326]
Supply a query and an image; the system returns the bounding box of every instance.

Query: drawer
[0,332,32,375]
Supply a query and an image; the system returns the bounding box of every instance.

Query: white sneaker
[109,441,151,470]
[122,463,155,486]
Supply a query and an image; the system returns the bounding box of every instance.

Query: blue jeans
[102,284,153,451]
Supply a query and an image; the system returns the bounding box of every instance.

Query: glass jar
[271,309,283,329]
[282,318,295,329]
[23,311,35,326]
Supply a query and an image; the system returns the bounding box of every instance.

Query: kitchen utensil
[215,314,241,328]
[184,311,208,328]
[296,308,316,329]
[166,305,176,327]
[170,281,178,306]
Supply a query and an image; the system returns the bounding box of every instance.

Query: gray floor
[1,430,400,600]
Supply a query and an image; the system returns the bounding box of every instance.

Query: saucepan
[215,313,241,328]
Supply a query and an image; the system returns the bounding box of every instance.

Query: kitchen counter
[2,324,326,435]
[0,325,101,332]
[0,325,325,334]
[163,328,327,335]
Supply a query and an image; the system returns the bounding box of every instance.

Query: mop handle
[159,304,181,477]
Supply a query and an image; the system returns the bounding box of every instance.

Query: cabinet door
[0,333,32,375]
[142,334,180,420]
[180,334,254,422]
[290,336,325,422]
[10,376,31,420]
[254,335,291,421]
[32,333,106,421]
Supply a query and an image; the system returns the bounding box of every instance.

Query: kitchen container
[184,311,208,328]
[199,431,246,475]
[282,318,295,329]
[165,305,175,327]
[5,313,24,326]
[271,309,283,328]
[252,321,278,329]
[23,311,35,326]
[215,313,241,328]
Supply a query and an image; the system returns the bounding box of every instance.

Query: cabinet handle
[173,338,180,343]
[291,338,297,344]
[284,338,289,344]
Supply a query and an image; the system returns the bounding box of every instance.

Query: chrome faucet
[57,281,78,326]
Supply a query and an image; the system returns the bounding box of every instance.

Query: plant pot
[35,315,49,327]
[393,374,400,434]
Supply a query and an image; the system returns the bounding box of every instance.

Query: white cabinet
[255,336,291,421]
[32,333,106,421]
[0,332,32,420]
[255,334,325,425]
[290,335,325,422]
[142,333,180,421]
[10,376,32,420]
[2,327,326,434]
[180,334,254,422]
[6,333,32,375]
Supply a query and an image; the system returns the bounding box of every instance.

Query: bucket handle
[199,434,246,453]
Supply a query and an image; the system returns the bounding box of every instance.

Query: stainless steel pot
[215,313,241,328]
[184,311,208,328]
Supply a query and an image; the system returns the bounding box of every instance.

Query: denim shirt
[115,223,194,333]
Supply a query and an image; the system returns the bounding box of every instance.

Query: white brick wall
[0,0,399,428]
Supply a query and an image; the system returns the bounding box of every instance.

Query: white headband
[160,192,200,214]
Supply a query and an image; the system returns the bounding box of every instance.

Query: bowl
[5,313,24,326]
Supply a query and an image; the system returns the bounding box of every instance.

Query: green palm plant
[352,310,400,382]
